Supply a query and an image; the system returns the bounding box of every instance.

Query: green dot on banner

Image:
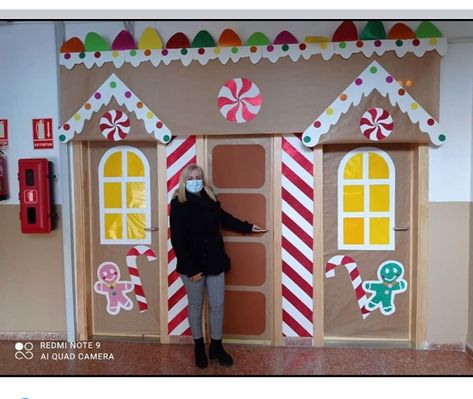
[231,47,239,54]
[370,66,378,73]
[396,39,403,47]
[110,81,117,88]
[282,44,289,51]
[439,134,446,142]
[59,134,66,142]
[79,52,86,59]
[303,136,311,143]
[339,42,346,49]
[130,50,137,56]
[163,135,170,142]
[181,48,188,55]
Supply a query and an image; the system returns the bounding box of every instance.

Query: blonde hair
[174,164,216,203]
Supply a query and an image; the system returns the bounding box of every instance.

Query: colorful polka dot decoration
[359,108,394,141]
[302,60,446,147]
[60,23,447,69]
[99,110,131,141]
[58,73,172,144]
[217,78,262,123]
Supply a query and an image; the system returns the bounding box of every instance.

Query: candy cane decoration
[325,255,371,319]
[359,107,393,141]
[100,109,131,141]
[217,77,262,123]
[126,245,157,312]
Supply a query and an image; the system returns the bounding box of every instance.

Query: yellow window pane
[104,151,122,177]
[127,213,146,239]
[370,185,390,212]
[104,183,122,208]
[343,218,364,245]
[369,152,389,179]
[370,218,390,245]
[344,153,363,180]
[127,151,145,177]
[343,185,364,212]
[104,213,123,240]
[127,182,146,208]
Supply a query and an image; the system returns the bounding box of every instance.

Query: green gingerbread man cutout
[362,261,407,316]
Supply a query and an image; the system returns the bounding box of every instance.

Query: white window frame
[98,146,151,245]
[337,147,395,251]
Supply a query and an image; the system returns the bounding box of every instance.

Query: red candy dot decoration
[356,41,364,48]
[156,121,163,129]
[427,118,435,126]
[299,43,307,50]
[314,121,321,128]
[63,124,70,131]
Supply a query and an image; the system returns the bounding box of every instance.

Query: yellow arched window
[98,146,151,245]
[338,147,395,250]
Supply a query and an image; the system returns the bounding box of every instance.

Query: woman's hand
[252,225,268,233]
[190,272,203,282]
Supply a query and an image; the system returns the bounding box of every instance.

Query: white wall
[0,23,62,205]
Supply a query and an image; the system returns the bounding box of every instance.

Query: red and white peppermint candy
[99,110,131,141]
[217,77,262,123]
[359,107,393,141]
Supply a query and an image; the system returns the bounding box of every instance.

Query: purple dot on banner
[386,76,393,83]
[162,49,169,56]
[64,53,71,60]
[95,92,101,100]
[374,40,382,47]
[355,78,363,86]
[125,91,132,98]
[267,45,274,52]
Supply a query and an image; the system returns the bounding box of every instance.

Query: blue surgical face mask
[186,179,204,193]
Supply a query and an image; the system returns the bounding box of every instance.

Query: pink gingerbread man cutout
[94,262,134,315]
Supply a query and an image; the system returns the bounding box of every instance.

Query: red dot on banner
[94,52,101,58]
[63,124,70,131]
[250,46,257,53]
[156,121,163,129]
[137,102,144,109]
[427,118,435,126]
[413,39,420,46]
[398,88,406,96]
[144,49,151,56]
[356,40,364,48]
[198,48,205,55]
[299,43,307,50]
[314,121,321,128]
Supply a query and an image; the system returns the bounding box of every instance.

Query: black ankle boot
[194,338,208,369]
[209,339,233,367]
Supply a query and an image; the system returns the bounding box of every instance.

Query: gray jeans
[180,272,225,340]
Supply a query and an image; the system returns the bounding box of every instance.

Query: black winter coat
[170,189,253,277]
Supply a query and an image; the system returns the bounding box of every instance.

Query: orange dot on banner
[144,49,152,56]
[339,93,348,101]
[137,102,144,109]
[250,46,257,53]
[84,103,91,110]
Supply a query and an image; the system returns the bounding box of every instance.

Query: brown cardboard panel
[61,52,439,139]
[212,144,265,188]
[217,193,266,236]
[223,291,266,335]
[225,242,266,286]
[323,144,412,339]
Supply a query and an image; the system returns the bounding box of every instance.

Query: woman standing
[170,164,265,368]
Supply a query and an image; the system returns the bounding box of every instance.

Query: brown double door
[206,136,273,343]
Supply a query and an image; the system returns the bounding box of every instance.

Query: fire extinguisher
[0,150,9,201]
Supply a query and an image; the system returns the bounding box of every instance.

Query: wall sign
[32,118,54,149]
[0,119,8,148]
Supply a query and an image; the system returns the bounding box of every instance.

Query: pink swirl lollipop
[100,110,131,141]
[217,77,262,123]
[359,107,394,141]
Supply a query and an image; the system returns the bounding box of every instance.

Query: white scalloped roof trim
[301,60,446,147]
[59,38,447,69]
[58,73,172,144]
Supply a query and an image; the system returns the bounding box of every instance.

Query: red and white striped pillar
[166,136,197,336]
[281,133,314,337]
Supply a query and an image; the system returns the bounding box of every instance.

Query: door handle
[144,227,159,232]
[393,226,409,231]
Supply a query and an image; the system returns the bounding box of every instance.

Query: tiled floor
[1,340,473,376]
